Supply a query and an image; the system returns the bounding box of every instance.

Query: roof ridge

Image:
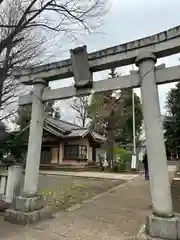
[45,116,80,128]
[71,127,89,130]
[58,119,80,127]
[44,118,66,132]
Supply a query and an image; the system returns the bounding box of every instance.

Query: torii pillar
[23,79,46,196]
[136,52,180,240]
[5,79,52,225]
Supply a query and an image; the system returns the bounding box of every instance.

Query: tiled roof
[91,131,106,142]
[44,122,63,137]
[44,117,80,132]
[65,129,106,142]
[66,129,88,138]
[14,116,106,143]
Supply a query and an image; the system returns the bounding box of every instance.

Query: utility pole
[132,88,136,155]
[131,65,137,169]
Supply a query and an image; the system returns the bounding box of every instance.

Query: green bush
[113,147,131,172]
[0,133,26,166]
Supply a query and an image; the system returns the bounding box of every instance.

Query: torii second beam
[18,65,180,106]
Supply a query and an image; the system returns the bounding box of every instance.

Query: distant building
[17,116,106,166]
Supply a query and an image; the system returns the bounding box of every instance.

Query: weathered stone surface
[137,224,175,240]
[6,165,22,203]
[146,214,177,240]
[70,46,92,89]
[0,175,8,195]
[13,195,44,212]
[4,207,52,225]
[175,214,180,239]
[15,25,180,85]
[0,200,10,212]
[23,80,46,196]
[137,52,173,218]
[0,194,6,201]
[4,195,52,225]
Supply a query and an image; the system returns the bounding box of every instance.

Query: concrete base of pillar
[0,194,6,201]
[4,195,53,225]
[137,214,180,240]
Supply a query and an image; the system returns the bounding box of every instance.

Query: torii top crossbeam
[15,25,180,84]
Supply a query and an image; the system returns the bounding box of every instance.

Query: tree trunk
[82,117,86,128]
[0,72,5,109]
[0,83,3,109]
[106,120,115,167]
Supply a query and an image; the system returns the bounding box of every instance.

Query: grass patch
[38,176,125,212]
[39,182,90,212]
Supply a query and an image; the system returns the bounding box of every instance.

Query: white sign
[131,154,137,169]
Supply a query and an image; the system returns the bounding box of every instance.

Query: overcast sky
[49,0,180,121]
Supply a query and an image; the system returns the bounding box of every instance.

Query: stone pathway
[40,170,138,181]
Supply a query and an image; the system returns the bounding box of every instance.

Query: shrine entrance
[5,25,180,239]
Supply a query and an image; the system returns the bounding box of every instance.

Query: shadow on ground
[171,179,180,213]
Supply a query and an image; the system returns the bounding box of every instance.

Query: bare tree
[0,24,46,120]
[69,96,89,127]
[104,88,132,166]
[0,0,108,121]
[88,68,133,166]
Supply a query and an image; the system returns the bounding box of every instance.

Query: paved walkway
[0,166,176,240]
[40,170,138,181]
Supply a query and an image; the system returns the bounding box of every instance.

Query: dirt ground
[0,172,177,240]
[37,175,126,212]
[171,179,180,213]
[0,176,150,240]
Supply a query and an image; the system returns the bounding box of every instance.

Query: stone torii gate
[5,25,180,239]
